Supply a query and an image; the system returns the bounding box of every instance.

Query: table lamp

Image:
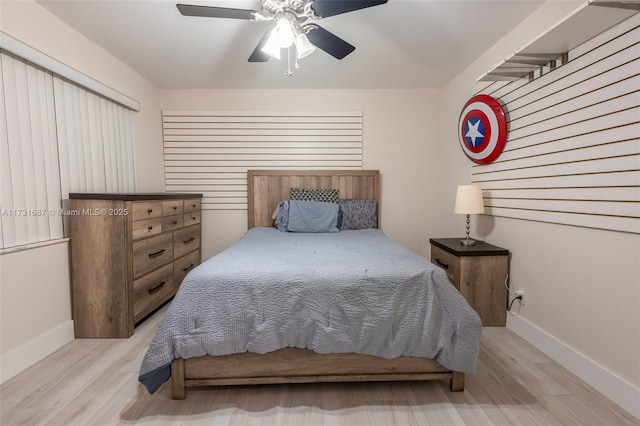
[454,184,485,246]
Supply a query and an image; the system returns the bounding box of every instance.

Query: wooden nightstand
[430,238,509,326]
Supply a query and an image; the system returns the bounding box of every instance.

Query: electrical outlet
[515,288,525,299]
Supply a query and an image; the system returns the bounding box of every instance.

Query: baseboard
[507,314,640,420]
[0,320,74,384]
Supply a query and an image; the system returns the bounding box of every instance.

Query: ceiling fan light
[274,16,295,48]
[294,33,316,59]
[261,31,281,60]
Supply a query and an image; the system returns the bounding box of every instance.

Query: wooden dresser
[67,193,202,338]
[430,238,509,327]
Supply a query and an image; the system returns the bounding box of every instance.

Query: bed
[139,170,482,399]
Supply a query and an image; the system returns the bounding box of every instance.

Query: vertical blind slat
[0,52,61,247]
[0,53,15,247]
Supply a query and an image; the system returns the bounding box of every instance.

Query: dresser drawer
[162,214,184,232]
[132,201,162,221]
[184,199,201,213]
[132,217,162,240]
[431,245,459,289]
[133,263,174,321]
[174,225,200,259]
[162,200,184,216]
[174,250,200,288]
[133,232,174,278]
[183,211,201,227]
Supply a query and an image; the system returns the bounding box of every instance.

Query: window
[0,50,136,249]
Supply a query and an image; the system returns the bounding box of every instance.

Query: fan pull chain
[285,47,293,76]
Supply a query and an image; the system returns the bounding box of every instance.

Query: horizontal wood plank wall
[163,111,363,210]
[473,14,639,234]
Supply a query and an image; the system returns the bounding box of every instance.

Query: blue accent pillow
[287,200,340,233]
[339,199,377,230]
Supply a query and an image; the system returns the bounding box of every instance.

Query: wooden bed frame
[170,170,464,399]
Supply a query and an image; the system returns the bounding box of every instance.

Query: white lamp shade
[294,33,316,59]
[454,185,485,214]
[261,31,281,60]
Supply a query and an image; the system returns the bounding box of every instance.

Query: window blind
[54,77,136,197]
[0,52,63,248]
[0,50,137,250]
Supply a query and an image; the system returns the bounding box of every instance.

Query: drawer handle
[172,220,178,225]
[147,208,153,214]
[191,216,196,221]
[148,281,166,294]
[435,258,449,270]
[173,206,178,210]
[183,237,195,244]
[147,225,153,231]
[148,249,166,258]
[183,263,195,272]
[192,204,196,208]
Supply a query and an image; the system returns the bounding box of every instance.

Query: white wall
[161,89,442,260]
[0,0,164,383]
[437,0,639,418]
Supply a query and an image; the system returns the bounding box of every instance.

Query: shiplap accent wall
[163,111,363,210]
[473,14,639,234]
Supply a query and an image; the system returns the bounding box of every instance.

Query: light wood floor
[1,306,638,426]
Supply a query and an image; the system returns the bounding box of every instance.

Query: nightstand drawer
[431,245,459,288]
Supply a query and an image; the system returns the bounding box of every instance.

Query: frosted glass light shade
[261,31,281,60]
[454,185,485,214]
[294,33,316,59]
[275,17,295,48]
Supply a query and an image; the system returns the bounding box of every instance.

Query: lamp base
[460,238,477,246]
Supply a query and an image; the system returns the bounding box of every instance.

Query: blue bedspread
[139,227,482,393]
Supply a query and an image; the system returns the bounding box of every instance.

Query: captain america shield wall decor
[458,94,508,164]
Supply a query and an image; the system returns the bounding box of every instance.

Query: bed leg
[450,371,464,392]
[171,359,186,400]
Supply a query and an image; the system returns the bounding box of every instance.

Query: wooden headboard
[247,170,380,228]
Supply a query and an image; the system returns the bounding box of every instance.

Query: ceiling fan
[177,0,388,64]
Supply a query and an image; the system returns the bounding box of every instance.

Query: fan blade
[248,33,271,62]
[305,25,355,59]
[177,4,257,20]
[311,0,388,18]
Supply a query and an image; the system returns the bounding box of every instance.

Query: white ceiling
[37,0,546,90]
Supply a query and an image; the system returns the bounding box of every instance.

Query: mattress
[139,227,482,393]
